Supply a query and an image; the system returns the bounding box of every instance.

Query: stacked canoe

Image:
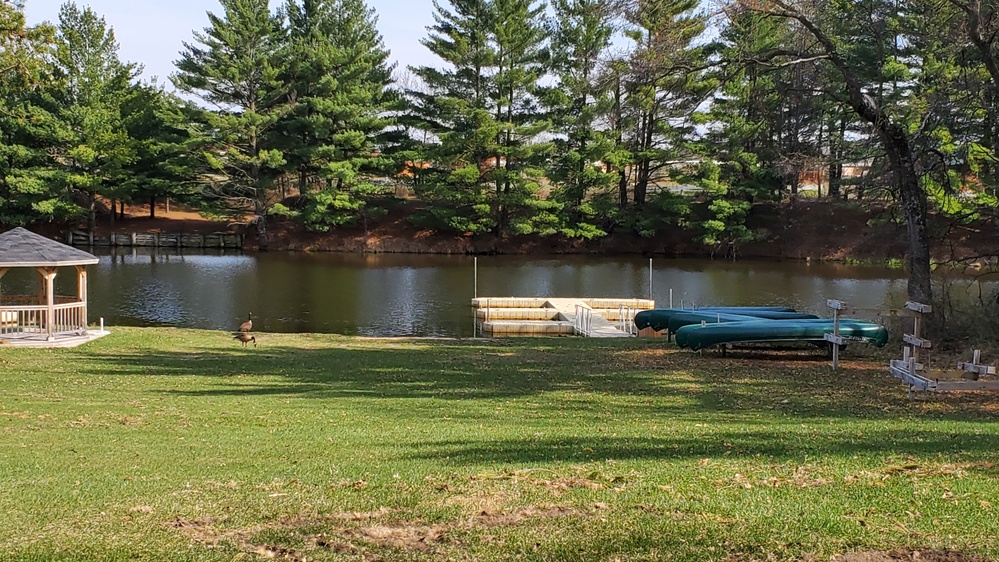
[633,307,889,351]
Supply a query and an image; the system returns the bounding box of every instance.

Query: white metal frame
[574,304,593,336]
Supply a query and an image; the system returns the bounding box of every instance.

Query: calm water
[1,248,926,337]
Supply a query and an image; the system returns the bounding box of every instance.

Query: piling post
[648,258,653,301]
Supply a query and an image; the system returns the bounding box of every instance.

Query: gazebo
[0,227,106,347]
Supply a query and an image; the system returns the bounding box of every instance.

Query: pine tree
[407,0,500,235]
[542,0,616,238]
[173,0,285,246]
[408,0,551,236]
[490,0,553,235]
[0,1,67,226]
[273,0,397,231]
[119,84,203,218]
[619,0,709,207]
[51,1,139,234]
[703,10,789,193]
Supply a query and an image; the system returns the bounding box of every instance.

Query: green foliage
[630,190,692,238]
[407,0,551,237]
[173,0,286,223]
[542,0,617,237]
[273,0,397,233]
[119,84,203,213]
[300,188,367,230]
[50,2,140,232]
[8,0,999,254]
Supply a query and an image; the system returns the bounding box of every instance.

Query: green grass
[1,328,997,561]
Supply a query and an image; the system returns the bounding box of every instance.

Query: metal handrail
[574,304,593,336]
[618,305,638,335]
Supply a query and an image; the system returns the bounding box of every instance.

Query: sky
[23,0,439,89]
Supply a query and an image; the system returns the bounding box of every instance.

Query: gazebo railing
[0,298,87,336]
[0,295,80,306]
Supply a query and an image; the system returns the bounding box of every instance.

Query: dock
[66,230,244,249]
[472,297,655,337]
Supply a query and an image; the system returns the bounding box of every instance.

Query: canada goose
[238,313,253,332]
[234,333,256,347]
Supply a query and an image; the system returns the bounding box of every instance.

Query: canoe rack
[889,301,999,394]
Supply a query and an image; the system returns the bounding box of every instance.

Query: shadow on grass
[67,334,999,427]
[403,429,999,464]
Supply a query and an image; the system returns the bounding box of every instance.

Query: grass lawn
[1,327,997,561]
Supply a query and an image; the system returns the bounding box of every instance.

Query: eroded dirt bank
[255,201,998,264]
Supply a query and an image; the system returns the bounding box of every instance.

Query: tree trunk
[881,123,933,303]
[150,196,156,219]
[255,201,269,250]
[635,161,648,206]
[618,167,628,208]
[256,216,268,249]
[87,191,96,235]
[832,116,845,199]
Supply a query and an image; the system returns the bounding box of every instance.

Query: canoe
[634,307,802,331]
[666,311,820,334]
[691,306,798,315]
[674,319,889,351]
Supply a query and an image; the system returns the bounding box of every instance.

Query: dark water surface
[2,248,925,336]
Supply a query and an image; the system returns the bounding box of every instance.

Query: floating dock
[472,297,655,337]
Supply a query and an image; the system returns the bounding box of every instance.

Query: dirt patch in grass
[471,505,579,527]
[165,504,580,559]
[834,549,989,561]
[345,522,447,552]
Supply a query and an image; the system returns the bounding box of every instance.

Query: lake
[1,248,931,337]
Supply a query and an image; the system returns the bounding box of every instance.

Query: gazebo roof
[0,227,99,268]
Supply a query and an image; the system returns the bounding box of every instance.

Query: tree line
[4,0,999,300]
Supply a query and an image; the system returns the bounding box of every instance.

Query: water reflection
[5,247,981,337]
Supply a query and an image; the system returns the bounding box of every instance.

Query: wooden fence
[66,231,244,249]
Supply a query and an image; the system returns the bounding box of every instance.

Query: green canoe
[666,311,820,334]
[674,319,889,351]
[634,307,805,331]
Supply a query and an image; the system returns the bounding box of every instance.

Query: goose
[238,313,253,333]
[234,333,256,347]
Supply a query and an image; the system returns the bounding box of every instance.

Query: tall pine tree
[409,0,551,236]
[619,0,708,207]
[0,1,66,226]
[273,0,397,231]
[542,0,616,238]
[51,2,138,234]
[119,83,203,219]
[173,0,286,247]
[407,0,500,235]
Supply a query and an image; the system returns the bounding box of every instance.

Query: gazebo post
[37,267,57,340]
[76,265,88,335]
[0,268,5,329]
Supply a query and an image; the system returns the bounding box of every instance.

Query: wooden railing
[67,230,243,249]
[0,298,87,336]
[0,295,80,306]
